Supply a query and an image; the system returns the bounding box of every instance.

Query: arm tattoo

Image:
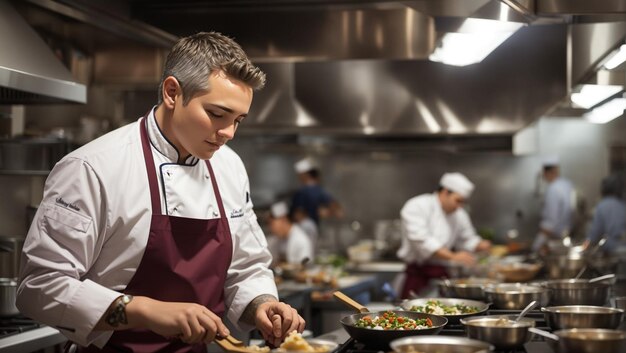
[241,294,278,325]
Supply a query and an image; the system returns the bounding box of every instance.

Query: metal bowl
[542,279,611,306]
[493,262,542,283]
[400,298,490,324]
[437,278,499,300]
[460,315,535,349]
[390,335,494,353]
[483,283,550,310]
[551,329,626,353]
[542,305,624,330]
[272,339,339,353]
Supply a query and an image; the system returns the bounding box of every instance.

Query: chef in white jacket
[397,172,491,298]
[16,32,304,353]
[267,201,313,265]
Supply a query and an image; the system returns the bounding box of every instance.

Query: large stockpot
[437,278,499,300]
[339,310,448,349]
[460,315,535,349]
[400,298,490,325]
[541,279,611,306]
[542,305,624,330]
[390,335,494,353]
[548,329,626,353]
[483,283,549,310]
[0,278,18,316]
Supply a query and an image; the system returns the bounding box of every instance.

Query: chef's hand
[126,296,230,344]
[254,301,306,347]
[475,240,492,252]
[451,251,477,267]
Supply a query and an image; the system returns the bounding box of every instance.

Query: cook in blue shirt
[290,157,342,225]
[585,175,626,253]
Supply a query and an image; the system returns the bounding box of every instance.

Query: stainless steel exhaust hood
[0,1,86,104]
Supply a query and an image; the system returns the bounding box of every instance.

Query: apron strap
[139,116,163,215]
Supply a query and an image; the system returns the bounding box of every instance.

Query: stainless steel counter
[0,326,66,353]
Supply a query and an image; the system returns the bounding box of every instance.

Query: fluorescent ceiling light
[429,18,523,67]
[604,44,626,70]
[570,84,623,109]
[584,98,626,124]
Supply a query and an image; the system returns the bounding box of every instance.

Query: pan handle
[333,291,370,313]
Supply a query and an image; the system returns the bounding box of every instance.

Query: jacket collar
[146,107,198,165]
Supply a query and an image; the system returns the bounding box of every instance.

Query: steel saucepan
[0,278,18,317]
[400,297,490,325]
[390,335,494,353]
[339,311,448,349]
[460,315,535,349]
[438,278,499,300]
[530,328,626,353]
[542,305,624,330]
[483,283,549,310]
[541,279,611,306]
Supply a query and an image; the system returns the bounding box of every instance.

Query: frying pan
[400,297,490,324]
[334,292,447,349]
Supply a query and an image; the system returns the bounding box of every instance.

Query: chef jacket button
[205,174,210,179]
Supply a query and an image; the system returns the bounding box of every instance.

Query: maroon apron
[81,117,233,352]
[401,263,448,299]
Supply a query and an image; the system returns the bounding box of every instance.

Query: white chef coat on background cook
[397,193,482,265]
[17,109,277,348]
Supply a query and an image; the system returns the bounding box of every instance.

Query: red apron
[81,116,233,352]
[401,263,448,299]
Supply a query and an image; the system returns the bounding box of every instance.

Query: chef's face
[269,217,290,238]
[440,189,466,214]
[169,70,253,160]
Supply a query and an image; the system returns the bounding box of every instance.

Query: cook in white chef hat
[270,201,289,219]
[542,155,560,168]
[294,157,317,174]
[439,172,475,199]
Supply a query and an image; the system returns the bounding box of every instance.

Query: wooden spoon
[333,291,370,313]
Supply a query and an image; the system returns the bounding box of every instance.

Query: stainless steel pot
[0,237,24,278]
[390,335,494,353]
[0,278,18,316]
[460,315,535,349]
[483,283,550,310]
[0,137,69,171]
[437,278,499,300]
[550,329,626,353]
[542,279,611,306]
[544,254,586,279]
[542,305,624,330]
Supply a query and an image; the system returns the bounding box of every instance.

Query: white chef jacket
[16,109,277,348]
[267,224,313,265]
[396,193,482,265]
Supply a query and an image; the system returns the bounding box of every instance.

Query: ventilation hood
[0,0,86,104]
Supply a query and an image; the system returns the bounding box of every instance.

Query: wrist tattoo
[241,294,277,325]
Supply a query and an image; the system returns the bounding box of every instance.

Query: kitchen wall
[2,111,625,254]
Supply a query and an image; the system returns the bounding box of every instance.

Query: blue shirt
[586,196,626,253]
[541,177,574,237]
[290,184,334,225]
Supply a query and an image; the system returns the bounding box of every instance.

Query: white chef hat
[294,157,316,174]
[542,155,560,167]
[440,172,475,198]
[270,201,289,218]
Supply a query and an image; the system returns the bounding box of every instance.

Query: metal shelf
[0,170,49,176]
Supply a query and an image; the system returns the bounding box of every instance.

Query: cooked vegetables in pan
[409,300,479,315]
[355,311,433,330]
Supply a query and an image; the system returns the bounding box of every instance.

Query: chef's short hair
[601,175,623,197]
[157,31,266,106]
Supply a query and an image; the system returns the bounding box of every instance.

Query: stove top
[0,316,41,339]
[331,309,556,353]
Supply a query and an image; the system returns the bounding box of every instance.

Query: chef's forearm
[431,247,455,261]
[240,294,278,326]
